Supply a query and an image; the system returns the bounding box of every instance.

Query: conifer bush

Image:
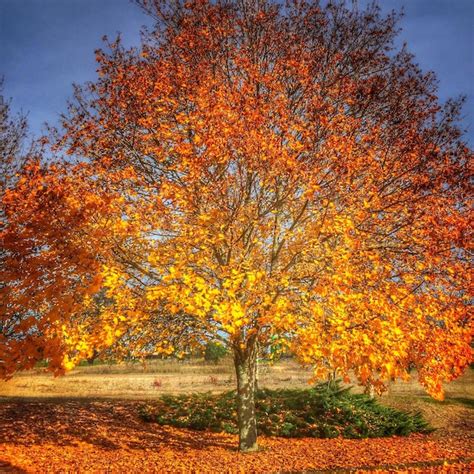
[139,382,432,439]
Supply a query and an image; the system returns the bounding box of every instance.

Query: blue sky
[1,0,473,144]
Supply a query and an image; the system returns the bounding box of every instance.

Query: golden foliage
[1,0,472,402]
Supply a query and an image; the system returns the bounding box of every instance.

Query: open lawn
[0,360,472,472]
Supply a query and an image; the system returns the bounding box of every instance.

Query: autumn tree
[0,83,28,192]
[2,0,472,451]
[0,83,31,374]
[1,160,108,375]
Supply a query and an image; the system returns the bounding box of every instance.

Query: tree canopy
[1,0,472,451]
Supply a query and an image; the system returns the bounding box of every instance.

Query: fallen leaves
[0,400,471,473]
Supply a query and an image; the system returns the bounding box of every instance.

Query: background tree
[2,0,472,451]
[0,82,32,375]
[1,160,106,376]
[0,80,28,193]
[204,341,228,364]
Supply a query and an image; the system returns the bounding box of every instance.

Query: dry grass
[0,358,313,399]
[382,370,474,437]
[1,358,471,395]
[0,359,471,399]
[1,359,472,438]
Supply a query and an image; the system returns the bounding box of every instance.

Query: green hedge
[139,382,433,438]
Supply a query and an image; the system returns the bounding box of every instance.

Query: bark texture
[234,342,258,452]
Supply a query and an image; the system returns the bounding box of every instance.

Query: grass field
[0,358,312,398]
[0,359,472,472]
[1,358,472,422]
[1,359,473,434]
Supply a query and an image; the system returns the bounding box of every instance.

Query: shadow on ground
[0,459,28,473]
[0,397,233,452]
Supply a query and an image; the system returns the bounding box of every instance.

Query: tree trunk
[234,342,258,452]
[255,340,259,392]
[365,382,375,399]
[255,357,259,392]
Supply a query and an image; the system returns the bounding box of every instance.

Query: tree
[0,81,28,194]
[204,341,228,363]
[1,160,111,375]
[0,82,32,375]
[2,0,472,451]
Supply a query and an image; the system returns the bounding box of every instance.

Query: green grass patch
[139,381,433,438]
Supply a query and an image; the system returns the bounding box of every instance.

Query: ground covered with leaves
[140,384,433,438]
[0,398,472,473]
